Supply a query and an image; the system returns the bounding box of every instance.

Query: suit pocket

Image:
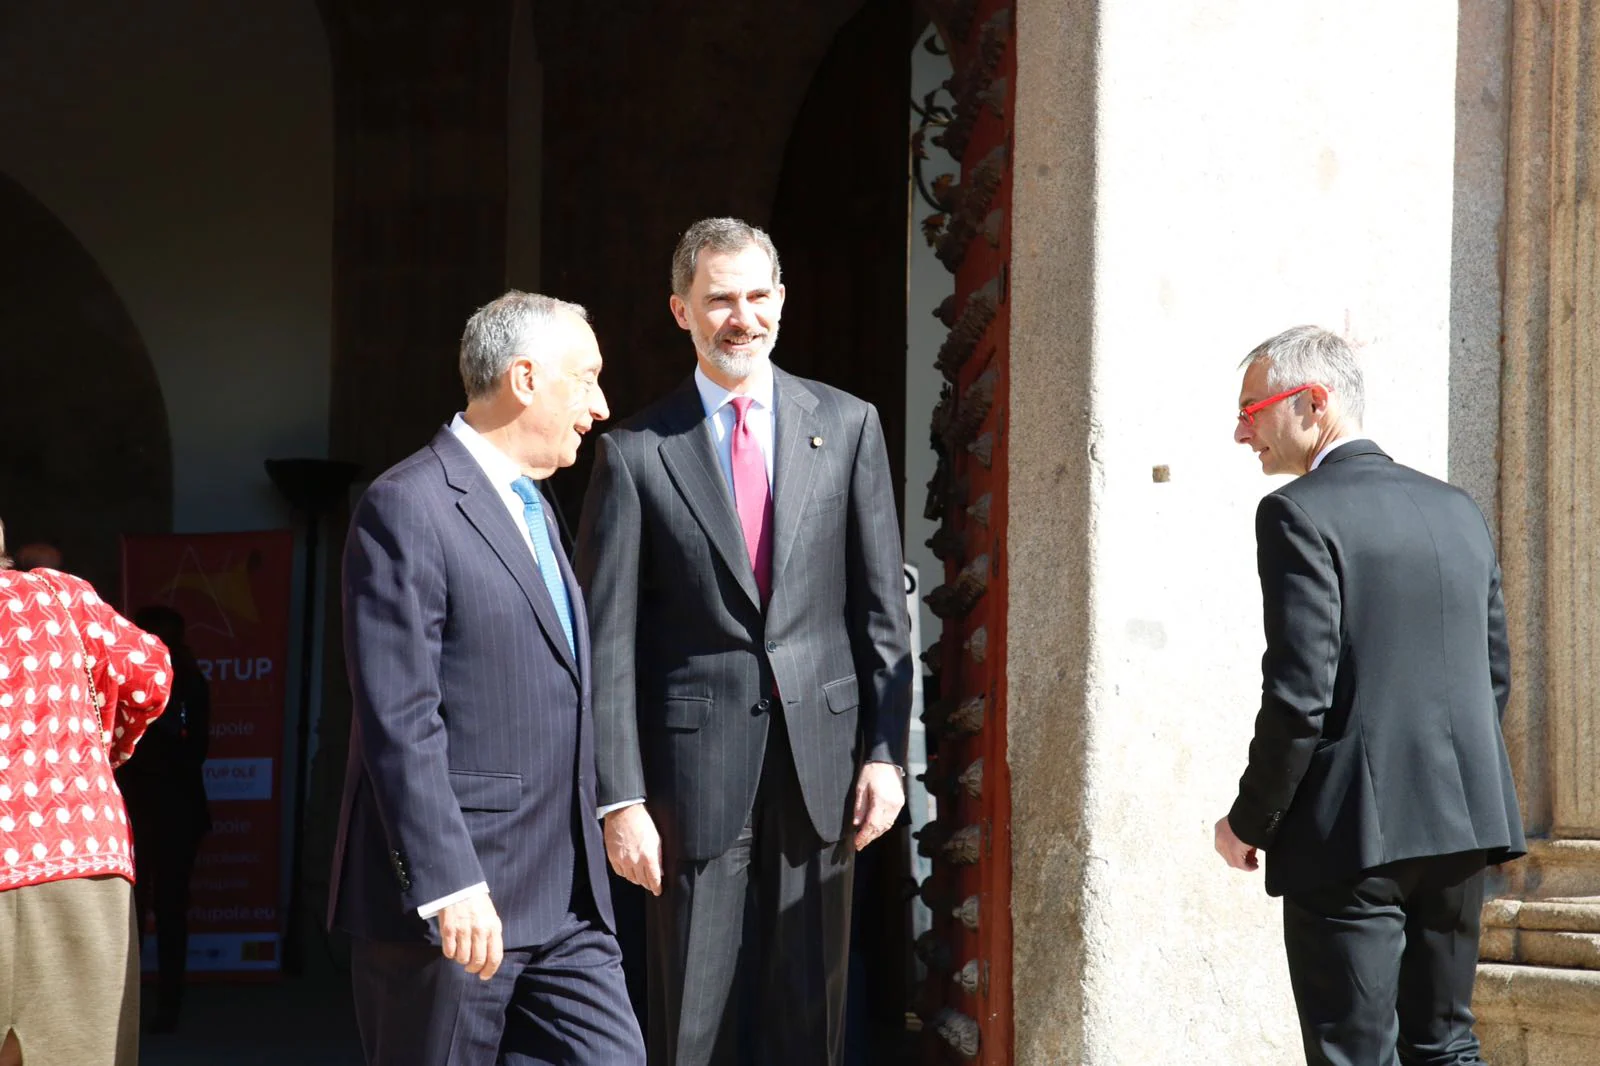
[448,770,523,812]
[660,695,712,732]
[822,677,859,714]
[810,489,847,514]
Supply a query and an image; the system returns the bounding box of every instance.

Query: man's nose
[1234,418,1252,445]
[591,386,611,423]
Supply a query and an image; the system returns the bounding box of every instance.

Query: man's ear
[509,355,539,404]
[669,294,691,331]
[1308,383,1332,414]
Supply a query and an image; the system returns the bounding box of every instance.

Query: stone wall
[1008,0,1463,1060]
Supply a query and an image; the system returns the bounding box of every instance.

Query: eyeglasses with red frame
[1237,384,1317,427]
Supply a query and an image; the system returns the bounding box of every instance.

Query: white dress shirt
[449,412,550,566]
[415,415,556,920]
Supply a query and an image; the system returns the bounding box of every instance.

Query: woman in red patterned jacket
[0,520,173,1066]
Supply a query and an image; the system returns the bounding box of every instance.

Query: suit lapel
[656,378,763,611]
[770,368,821,589]
[434,431,580,680]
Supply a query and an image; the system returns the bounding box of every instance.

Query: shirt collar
[694,362,775,420]
[1311,435,1363,471]
[449,412,525,489]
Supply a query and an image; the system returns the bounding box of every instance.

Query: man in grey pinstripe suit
[575,219,913,1066]
[331,292,645,1065]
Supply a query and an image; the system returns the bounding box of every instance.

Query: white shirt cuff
[417,881,489,920]
[597,798,645,819]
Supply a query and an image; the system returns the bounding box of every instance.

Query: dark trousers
[350,883,644,1066]
[647,714,854,1066]
[1282,850,1489,1066]
[118,767,206,1021]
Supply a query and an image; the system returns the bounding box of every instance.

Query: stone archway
[0,171,172,595]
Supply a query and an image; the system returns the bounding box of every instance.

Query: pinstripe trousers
[646,711,854,1066]
[351,880,642,1066]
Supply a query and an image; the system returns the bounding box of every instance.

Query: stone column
[1541,0,1600,842]
[1476,0,1600,1061]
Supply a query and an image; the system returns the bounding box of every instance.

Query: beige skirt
[0,875,140,1066]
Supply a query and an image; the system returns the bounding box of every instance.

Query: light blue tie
[510,476,576,657]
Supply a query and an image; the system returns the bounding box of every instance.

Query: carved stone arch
[0,171,171,595]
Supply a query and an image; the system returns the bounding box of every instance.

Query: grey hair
[459,290,589,401]
[1239,325,1366,426]
[0,518,10,570]
[670,217,781,297]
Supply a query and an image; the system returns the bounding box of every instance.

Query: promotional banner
[122,530,295,976]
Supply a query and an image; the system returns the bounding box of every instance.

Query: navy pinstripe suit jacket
[575,367,914,863]
[328,428,614,948]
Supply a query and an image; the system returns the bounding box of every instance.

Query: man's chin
[706,349,764,380]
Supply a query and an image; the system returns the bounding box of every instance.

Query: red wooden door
[915,1,1016,1061]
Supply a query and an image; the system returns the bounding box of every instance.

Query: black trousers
[1282,850,1489,1066]
[118,767,207,1020]
[646,713,854,1066]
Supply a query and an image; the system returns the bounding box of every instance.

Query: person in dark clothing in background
[116,605,212,1034]
[13,541,63,572]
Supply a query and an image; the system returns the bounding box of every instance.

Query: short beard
[692,321,779,382]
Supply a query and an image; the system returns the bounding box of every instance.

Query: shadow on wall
[0,171,172,596]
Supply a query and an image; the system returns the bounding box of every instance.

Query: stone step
[1475,964,1600,1040]
[1485,897,1600,931]
[1499,839,1600,899]
[1482,897,1600,969]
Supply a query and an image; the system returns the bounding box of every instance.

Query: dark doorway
[0,171,172,596]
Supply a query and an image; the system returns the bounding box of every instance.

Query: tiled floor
[135,948,918,1065]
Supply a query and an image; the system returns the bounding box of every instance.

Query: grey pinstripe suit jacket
[328,428,614,948]
[574,368,913,863]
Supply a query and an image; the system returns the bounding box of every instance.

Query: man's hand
[1214,816,1260,872]
[437,893,504,981]
[605,803,663,896]
[852,762,905,851]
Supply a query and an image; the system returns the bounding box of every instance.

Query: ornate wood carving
[959,757,984,798]
[934,1008,982,1058]
[954,895,981,931]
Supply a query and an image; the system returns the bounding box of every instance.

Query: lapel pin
[810,436,823,448]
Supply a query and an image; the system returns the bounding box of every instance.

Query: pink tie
[729,396,774,604]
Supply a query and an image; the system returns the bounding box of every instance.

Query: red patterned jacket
[1,568,173,890]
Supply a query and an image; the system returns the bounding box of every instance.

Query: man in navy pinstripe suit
[575,219,914,1065]
[330,292,645,1065]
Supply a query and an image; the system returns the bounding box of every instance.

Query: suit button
[756,698,771,712]
[765,640,778,653]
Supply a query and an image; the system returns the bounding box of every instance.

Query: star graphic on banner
[155,547,262,638]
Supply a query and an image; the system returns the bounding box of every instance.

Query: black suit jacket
[328,428,614,948]
[1229,440,1526,896]
[574,367,913,863]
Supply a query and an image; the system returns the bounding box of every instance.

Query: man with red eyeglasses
[1216,325,1524,1066]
